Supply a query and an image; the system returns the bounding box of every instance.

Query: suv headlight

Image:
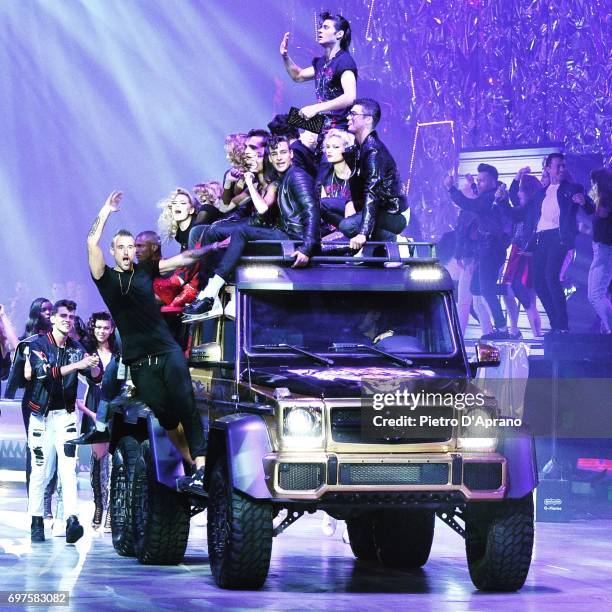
[281,405,324,449]
[457,407,498,451]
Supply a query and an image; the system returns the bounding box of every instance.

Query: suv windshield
[248,291,454,356]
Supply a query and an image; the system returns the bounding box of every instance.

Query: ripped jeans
[28,410,79,518]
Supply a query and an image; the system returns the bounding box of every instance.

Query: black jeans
[129,350,206,459]
[320,197,348,228]
[471,239,507,329]
[338,208,407,241]
[189,218,253,286]
[216,226,290,281]
[533,229,569,330]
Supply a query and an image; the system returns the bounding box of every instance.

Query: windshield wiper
[330,343,413,367]
[251,344,334,366]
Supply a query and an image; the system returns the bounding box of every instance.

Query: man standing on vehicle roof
[280,12,357,134]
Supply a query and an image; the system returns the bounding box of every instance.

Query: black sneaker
[31,516,45,542]
[481,329,511,341]
[67,428,110,445]
[177,466,206,496]
[65,515,84,544]
[182,296,214,318]
[182,297,223,322]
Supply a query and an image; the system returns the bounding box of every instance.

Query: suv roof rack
[238,240,438,265]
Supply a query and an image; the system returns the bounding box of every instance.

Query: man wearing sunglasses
[342,98,408,250]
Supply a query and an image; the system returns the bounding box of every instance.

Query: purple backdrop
[1,0,609,333]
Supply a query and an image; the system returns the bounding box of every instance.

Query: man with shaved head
[134,231,162,263]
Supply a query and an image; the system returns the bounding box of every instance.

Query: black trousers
[129,350,206,458]
[532,229,569,330]
[470,239,507,329]
[338,208,407,241]
[216,226,290,281]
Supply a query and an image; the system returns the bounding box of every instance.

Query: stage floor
[1,484,611,610]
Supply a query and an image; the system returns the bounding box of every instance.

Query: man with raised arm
[280,11,357,132]
[85,190,209,494]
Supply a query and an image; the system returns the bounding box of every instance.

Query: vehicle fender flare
[205,413,272,499]
[500,425,539,498]
[146,412,186,489]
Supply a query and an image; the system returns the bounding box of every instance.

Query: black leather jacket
[509,179,595,249]
[4,334,38,400]
[276,166,320,256]
[349,131,407,237]
[27,332,101,416]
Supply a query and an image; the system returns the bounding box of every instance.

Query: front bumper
[262,452,507,501]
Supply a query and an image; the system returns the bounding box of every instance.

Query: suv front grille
[339,462,449,486]
[463,462,503,490]
[330,406,454,444]
[278,463,324,491]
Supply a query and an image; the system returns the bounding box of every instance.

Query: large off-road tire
[110,435,140,556]
[207,459,273,589]
[465,493,534,591]
[346,513,377,560]
[131,439,191,565]
[373,509,435,568]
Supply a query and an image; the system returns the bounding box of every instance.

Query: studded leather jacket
[349,131,407,238]
[276,165,320,256]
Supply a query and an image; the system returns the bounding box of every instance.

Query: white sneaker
[321,513,337,537]
[342,525,349,544]
[192,509,207,527]
[52,519,66,537]
[224,295,236,320]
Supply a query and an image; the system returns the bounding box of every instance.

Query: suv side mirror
[470,342,501,377]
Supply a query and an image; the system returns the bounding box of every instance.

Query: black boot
[65,515,84,544]
[68,428,110,445]
[31,516,45,542]
[90,456,103,529]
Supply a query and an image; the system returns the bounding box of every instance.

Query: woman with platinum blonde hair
[318,128,356,235]
[157,187,211,252]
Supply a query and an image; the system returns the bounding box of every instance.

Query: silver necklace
[118,268,135,296]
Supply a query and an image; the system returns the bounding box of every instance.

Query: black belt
[129,354,162,368]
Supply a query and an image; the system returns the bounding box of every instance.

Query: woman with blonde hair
[317,128,356,232]
[157,187,209,252]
